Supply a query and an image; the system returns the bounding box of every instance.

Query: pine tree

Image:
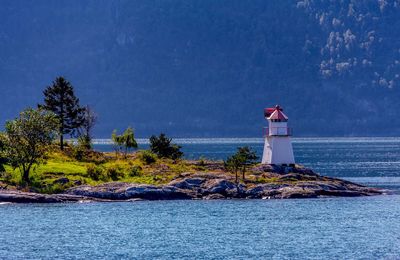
[39,77,85,150]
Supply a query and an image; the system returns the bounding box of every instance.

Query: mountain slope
[0,0,399,137]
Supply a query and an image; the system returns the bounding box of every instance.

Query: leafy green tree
[225,146,258,182]
[225,155,242,184]
[39,76,85,150]
[0,133,7,172]
[1,108,58,184]
[236,146,258,180]
[112,127,138,158]
[149,133,183,160]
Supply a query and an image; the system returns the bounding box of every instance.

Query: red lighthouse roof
[264,105,288,121]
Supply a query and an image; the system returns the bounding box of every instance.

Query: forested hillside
[1,0,400,137]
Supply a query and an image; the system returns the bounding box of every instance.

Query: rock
[65,182,194,200]
[0,190,99,203]
[203,193,226,200]
[65,182,131,200]
[246,184,287,198]
[203,179,236,194]
[125,185,194,200]
[278,187,319,199]
[169,177,205,189]
[53,177,70,185]
[0,165,384,203]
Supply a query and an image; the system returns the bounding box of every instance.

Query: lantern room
[263,105,291,136]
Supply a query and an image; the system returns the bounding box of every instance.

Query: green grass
[3,151,282,194]
[0,150,210,193]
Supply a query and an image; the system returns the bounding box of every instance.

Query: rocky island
[0,82,384,203]
[0,161,383,203]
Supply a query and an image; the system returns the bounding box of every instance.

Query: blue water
[95,137,400,177]
[1,137,400,259]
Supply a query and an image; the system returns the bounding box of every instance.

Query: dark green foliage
[149,133,183,160]
[86,164,104,181]
[71,145,85,161]
[129,165,143,177]
[0,171,12,183]
[138,150,157,165]
[39,77,85,150]
[2,108,59,184]
[77,135,91,151]
[0,134,6,172]
[236,146,258,181]
[225,146,258,183]
[106,165,125,181]
[225,155,242,184]
[112,127,138,158]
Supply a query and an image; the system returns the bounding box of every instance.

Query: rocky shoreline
[0,165,384,203]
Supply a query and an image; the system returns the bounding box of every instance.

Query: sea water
[1,137,400,259]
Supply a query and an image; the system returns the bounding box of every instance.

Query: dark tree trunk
[22,168,30,184]
[60,134,64,150]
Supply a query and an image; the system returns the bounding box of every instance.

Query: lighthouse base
[262,136,295,164]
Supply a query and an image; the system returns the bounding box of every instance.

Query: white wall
[262,136,295,164]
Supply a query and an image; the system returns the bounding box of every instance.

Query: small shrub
[72,146,85,161]
[0,171,12,183]
[86,164,104,181]
[129,165,143,177]
[77,135,92,150]
[198,156,206,166]
[139,150,157,165]
[40,183,71,194]
[106,165,125,181]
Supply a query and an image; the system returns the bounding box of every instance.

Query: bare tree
[78,105,97,149]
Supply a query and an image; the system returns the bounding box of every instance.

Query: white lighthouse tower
[261,105,295,165]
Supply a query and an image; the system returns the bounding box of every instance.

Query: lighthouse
[261,105,295,165]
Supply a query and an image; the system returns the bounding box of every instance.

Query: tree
[236,146,258,181]
[225,146,258,182]
[112,127,138,158]
[149,133,183,160]
[0,133,7,172]
[225,155,241,184]
[39,76,85,150]
[1,108,58,184]
[77,105,97,150]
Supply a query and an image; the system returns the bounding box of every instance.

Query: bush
[129,165,143,177]
[68,144,106,163]
[86,164,104,181]
[198,156,206,166]
[106,165,125,181]
[0,171,12,183]
[149,133,183,160]
[138,150,157,165]
[72,145,85,161]
[77,135,92,150]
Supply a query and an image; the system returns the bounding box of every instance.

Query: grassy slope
[0,150,205,193]
[0,149,303,194]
